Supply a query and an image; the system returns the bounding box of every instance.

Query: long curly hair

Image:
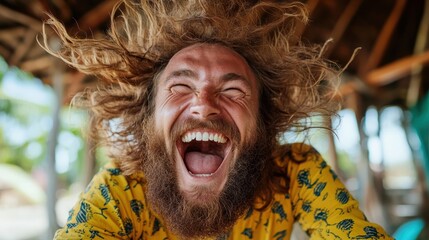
[42,0,341,208]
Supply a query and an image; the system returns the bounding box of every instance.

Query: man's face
[154,43,260,201]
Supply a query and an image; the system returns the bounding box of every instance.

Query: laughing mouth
[178,130,230,177]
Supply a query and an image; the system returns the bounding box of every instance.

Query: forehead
[160,43,257,85]
[169,43,247,65]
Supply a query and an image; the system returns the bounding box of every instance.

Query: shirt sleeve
[287,143,394,239]
[54,163,146,239]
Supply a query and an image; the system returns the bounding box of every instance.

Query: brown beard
[142,117,270,239]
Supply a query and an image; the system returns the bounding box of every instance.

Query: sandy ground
[0,192,79,240]
[0,204,48,240]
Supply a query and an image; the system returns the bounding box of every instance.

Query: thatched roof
[0,0,118,103]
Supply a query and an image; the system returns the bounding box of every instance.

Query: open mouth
[177,130,230,177]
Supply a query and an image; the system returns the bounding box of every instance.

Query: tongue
[185,152,223,174]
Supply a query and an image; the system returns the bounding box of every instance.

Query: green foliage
[336,150,357,179]
[0,56,7,82]
[0,98,12,113]
[0,90,52,171]
[56,108,89,184]
[0,56,90,187]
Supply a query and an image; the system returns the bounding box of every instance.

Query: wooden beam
[62,71,86,102]
[0,4,42,31]
[76,0,119,32]
[0,27,27,50]
[0,27,26,39]
[20,55,53,73]
[294,0,320,39]
[37,0,71,21]
[407,0,429,107]
[10,30,37,66]
[324,0,363,57]
[361,0,406,76]
[37,0,54,20]
[55,0,71,21]
[25,42,47,60]
[366,50,429,86]
[0,45,10,59]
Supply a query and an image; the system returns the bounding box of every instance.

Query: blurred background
[0,0,428,239]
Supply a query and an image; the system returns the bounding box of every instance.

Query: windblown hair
[42,0,341,208]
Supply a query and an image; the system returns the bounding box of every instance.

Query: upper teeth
[181,131,227,143]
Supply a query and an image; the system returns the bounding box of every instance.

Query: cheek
[153,96,164,131]
[154,106,175,137]
[242,113,259,142]
[154,95,189,137]
[153,109,163,132]
[154,99,173,139]
[227,101,259,143]
[244,99,260,141]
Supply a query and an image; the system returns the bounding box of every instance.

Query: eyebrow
[165,69,250,85]
[221,72,249,84]
[165,69,197,82]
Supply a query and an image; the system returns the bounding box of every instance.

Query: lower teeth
[189,171,213,177]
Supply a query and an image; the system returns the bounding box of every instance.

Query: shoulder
[273,142,338,185]
[94,161,145,184]
[85,161,146,201]
[274,142,323,166]
[54,162,149,238]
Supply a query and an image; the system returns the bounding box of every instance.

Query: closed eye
[222,88,246,99]
[170,84,193,94]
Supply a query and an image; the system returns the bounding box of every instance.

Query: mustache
[170,118,241,144]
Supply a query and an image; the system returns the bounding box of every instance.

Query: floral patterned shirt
[54,143,393,239]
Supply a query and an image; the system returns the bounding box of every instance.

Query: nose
[190,91,220,119]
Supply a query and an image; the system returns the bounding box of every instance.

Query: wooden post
[45,64,63,238]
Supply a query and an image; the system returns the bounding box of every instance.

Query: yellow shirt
[54,143,393,239]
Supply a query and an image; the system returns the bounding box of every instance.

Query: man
[44,0,393,239]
